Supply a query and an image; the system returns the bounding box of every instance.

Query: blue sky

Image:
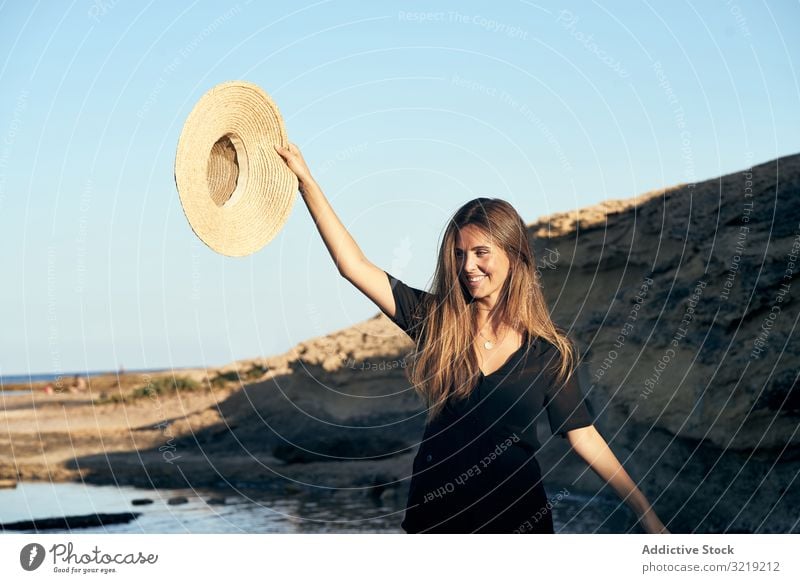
[1,0,798,377]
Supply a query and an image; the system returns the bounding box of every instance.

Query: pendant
[484,340,494,350]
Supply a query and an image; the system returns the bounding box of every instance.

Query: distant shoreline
[0,367,199,388]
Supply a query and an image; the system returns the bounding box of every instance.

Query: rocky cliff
[532,152,799,533]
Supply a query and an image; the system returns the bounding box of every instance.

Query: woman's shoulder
[530,334,576,353]
[527,336,571,369]
[386,271,433,301]
[530,334,555,353]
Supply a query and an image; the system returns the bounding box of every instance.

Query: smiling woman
[275,144,668,534]
[399,197,582,421]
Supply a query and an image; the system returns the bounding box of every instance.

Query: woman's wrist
[299,177,319,196]
[622,490,650,518]
[638,506,669,533]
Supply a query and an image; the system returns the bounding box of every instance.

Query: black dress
[384,271,594,534]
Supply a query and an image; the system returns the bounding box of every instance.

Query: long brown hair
[407,197,576,422]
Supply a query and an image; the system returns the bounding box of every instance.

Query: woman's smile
[465,273,487,288]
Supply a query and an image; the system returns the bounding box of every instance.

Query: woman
[275,143,668,534]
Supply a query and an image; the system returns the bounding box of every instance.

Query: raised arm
[274,143,397,319]
[565,425,670,534]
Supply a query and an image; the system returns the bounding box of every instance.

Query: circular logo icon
[19,543,46,571]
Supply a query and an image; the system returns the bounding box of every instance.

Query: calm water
[0,482,631,534]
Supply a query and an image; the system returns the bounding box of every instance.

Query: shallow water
[0,482,404,533]
[0,482,631,533]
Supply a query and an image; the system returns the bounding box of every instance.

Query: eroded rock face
[530,153,799,532]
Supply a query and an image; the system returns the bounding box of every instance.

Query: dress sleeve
[542,342,594,437]
[383,271,430,342]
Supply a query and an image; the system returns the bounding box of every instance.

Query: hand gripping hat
[174,81,298,256]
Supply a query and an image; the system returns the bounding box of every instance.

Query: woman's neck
[474,309,506,337]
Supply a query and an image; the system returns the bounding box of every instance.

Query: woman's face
[455,224,511,300]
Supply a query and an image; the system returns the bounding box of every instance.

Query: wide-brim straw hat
[174,80,298,257]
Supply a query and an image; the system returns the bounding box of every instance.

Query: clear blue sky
[1,0,798,377]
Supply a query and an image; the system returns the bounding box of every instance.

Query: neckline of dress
[478,332,534,378]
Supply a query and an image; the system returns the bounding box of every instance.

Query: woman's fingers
[273,143,298,159]
[273,143,313,187]
[274,144,298,163]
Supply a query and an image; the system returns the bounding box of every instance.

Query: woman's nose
[464,255,477,272]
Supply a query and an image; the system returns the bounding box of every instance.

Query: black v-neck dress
[384,271,594,533]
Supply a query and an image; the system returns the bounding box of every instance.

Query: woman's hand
[639,507,671,534]
[274,142,315,193]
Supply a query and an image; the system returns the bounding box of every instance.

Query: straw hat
[174,80,298,256]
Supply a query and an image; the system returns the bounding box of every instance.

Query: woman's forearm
[273,143,368,275]
[567,426,652,516]
[567,426,668,533]
[299,179,367,276]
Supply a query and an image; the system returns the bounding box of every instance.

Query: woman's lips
[465,274,487,287]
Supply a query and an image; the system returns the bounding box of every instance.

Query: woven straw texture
[174,80,297,256]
